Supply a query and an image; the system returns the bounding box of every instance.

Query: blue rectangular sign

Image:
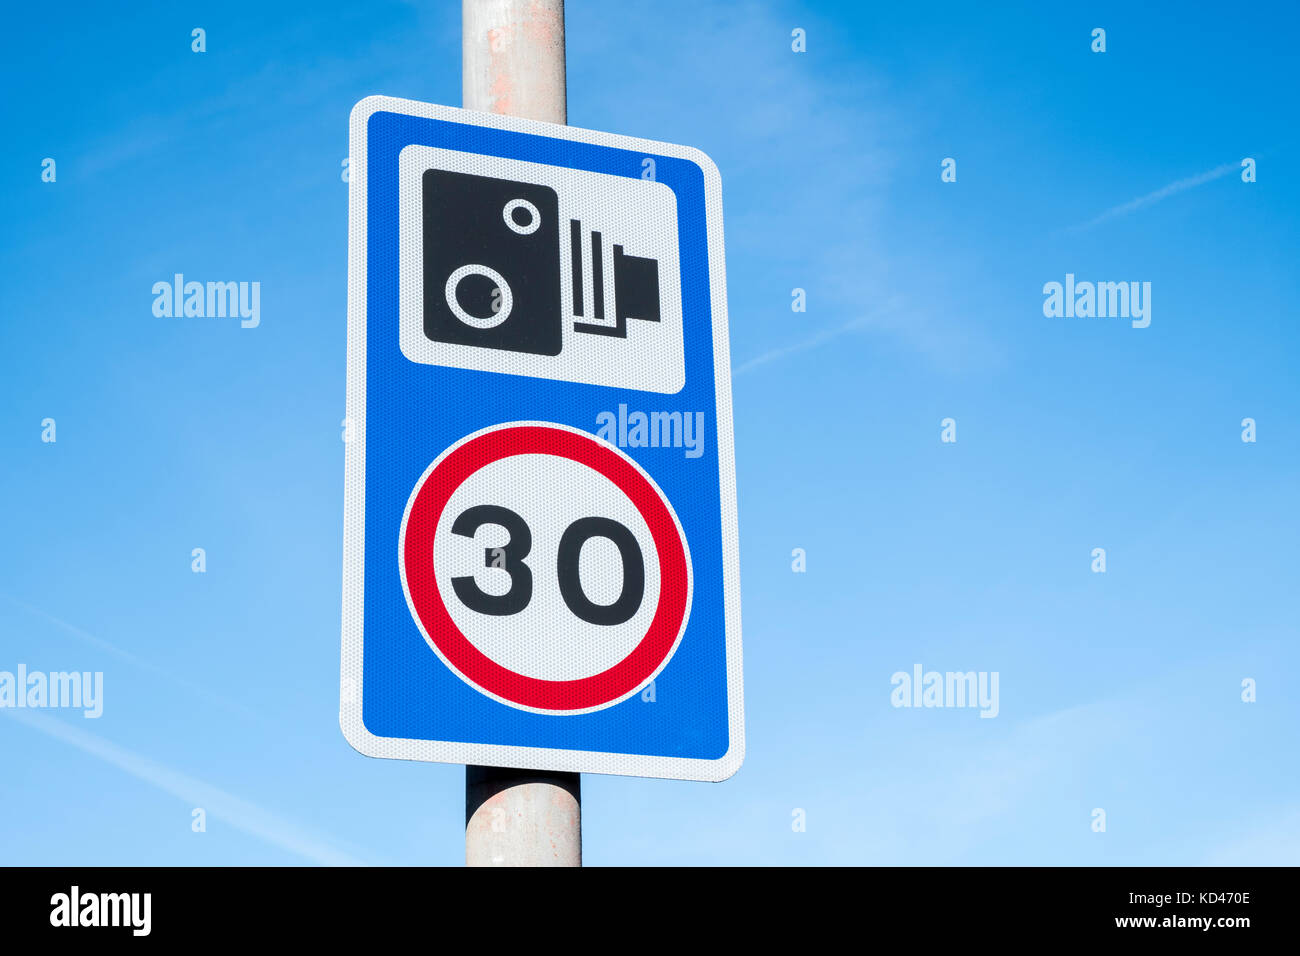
[340,96,743,780]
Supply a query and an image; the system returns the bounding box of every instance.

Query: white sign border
[341,95,744,782]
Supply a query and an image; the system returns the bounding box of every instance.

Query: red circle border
[400,424,690,712]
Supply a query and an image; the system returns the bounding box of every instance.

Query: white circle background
[430,452,662,682]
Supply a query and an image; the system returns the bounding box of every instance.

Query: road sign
[340,96,742,781]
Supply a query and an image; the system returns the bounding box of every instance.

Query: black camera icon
[421,169,661,356]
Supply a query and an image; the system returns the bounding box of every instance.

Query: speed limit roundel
[399,422,693,715]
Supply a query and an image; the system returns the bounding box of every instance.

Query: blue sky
[1,0,1297,865]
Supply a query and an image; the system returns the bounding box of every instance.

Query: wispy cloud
[4,596,261,723]
[1204,806,1300,865]
[1069,160,1241,232]
[3,708,368,866]
[732,299,905,377]
[78,128,172,179]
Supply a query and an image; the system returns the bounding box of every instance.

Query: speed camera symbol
[421,168,663,357]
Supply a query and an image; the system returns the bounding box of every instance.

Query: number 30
[449,506,645,626]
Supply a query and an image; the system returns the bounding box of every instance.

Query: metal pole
[463,0,567,124]
[465,766,581,867]
[461,0,581,868]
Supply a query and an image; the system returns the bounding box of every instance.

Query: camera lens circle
[502,198,540,235]
[445,264,512,329]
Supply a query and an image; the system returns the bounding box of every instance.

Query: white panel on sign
[398,145,684,393]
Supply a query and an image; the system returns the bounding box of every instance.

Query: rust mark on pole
[463,0,567,123]
[465,766,581,867]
